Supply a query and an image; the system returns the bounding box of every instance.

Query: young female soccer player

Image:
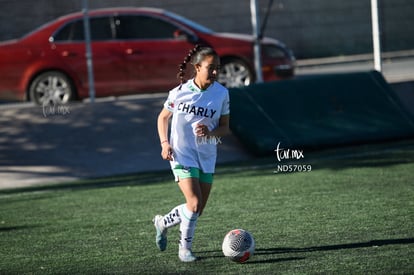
[154,45,230,262]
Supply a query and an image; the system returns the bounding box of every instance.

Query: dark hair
[177,44,218,88]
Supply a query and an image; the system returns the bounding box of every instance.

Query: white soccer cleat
[153,215,168,251]
[179,248,198,262]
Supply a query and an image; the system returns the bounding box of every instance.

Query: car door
[52,16,128,97]
[115,14,196,93]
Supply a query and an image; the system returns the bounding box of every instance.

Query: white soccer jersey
[164,79,230,173]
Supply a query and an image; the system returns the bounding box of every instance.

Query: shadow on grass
[196,250,305,264]
[196,237,414,264]
[0,170,173,195]
[0,225,39,232]
[255,237,414,255]
[235,237,414,264]
[244,256,306,264]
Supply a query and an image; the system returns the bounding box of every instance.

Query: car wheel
[29,71,75,106]
[218,58,254,88]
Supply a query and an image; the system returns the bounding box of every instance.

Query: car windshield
[164,11,214,34]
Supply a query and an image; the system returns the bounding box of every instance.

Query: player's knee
[186,200,201,214]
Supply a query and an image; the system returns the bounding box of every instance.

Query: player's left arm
[208,114,230,137]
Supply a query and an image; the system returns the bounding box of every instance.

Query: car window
[53,17,113,41]
[115,15,177,40]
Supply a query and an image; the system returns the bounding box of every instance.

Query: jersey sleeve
[221,90,230,115]
[164,88,177,112]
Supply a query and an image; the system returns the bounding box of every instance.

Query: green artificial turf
[1,140,413,274]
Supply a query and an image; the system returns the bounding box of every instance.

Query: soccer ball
[222,229,255,263]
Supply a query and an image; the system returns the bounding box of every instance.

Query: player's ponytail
[178,44,201,89]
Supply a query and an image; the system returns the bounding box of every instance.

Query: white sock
[161,204,184,229]
[179,205,199,250]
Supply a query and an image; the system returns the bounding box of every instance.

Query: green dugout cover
[229,71,414,156]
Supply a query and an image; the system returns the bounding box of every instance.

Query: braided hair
[177,44,218,89]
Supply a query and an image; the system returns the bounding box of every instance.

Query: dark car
[0,7,295,105]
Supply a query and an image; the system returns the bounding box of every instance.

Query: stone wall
[0,0,412,58]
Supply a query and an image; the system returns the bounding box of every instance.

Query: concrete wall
[0,0,413,58]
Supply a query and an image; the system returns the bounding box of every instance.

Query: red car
[0,7,295,105]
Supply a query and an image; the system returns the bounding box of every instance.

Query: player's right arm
[157,107,173,161]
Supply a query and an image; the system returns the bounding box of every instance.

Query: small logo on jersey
[167,101,175,109]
